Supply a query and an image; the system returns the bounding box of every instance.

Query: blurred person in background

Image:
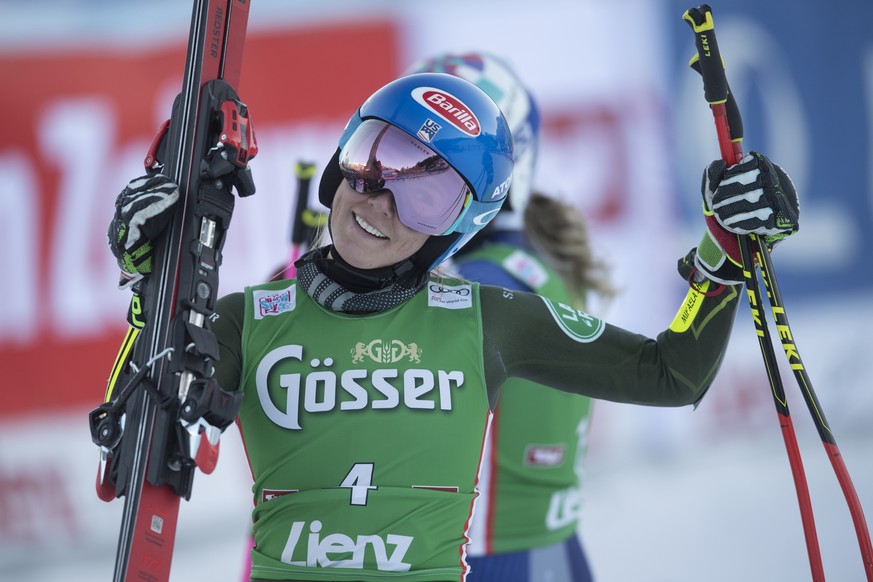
[409,51,614,582]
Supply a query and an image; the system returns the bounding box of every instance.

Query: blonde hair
[523,192,615,308]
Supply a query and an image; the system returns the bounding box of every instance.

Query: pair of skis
[88,1,256,580]
[683,5,873,581]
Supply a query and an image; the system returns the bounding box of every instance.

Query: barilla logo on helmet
[411,87,480,136]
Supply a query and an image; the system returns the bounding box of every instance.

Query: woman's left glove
[705,151,799,242]
[107,174,180,286]
[686,152,799,286]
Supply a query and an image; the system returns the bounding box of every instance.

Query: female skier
[108,71,798,581]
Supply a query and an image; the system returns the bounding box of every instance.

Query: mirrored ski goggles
[339,119,472,235]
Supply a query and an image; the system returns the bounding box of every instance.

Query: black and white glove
[107,174,180,287]
[681,152,799,287]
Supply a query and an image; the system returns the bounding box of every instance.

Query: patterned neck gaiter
[294,247,428,314]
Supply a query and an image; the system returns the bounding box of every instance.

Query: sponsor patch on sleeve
[427,282,472,310]
[253,284,296,320]
[540,296,604,343]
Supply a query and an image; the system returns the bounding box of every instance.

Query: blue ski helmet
[319,72,514,272]
[406,52,540,229]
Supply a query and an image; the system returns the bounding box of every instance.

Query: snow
[4,409,871,582]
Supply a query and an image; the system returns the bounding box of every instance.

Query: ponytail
[523,192,615,308]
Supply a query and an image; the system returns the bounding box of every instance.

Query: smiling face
[329,180,430,270]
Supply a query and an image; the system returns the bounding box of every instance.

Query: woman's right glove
[683,151,799,286]
[107,174,180,287]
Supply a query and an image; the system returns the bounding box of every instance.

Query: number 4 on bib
[341,463,378,506]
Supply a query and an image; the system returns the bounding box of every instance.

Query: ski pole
[684,6,873,579]
[282,160,317,279]
[682,5,825,580]
[756,231,873,578]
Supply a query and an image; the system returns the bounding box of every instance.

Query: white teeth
[355,214,387,238]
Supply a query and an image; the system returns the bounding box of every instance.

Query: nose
[367,188,397,216]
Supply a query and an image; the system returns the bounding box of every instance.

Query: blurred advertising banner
[0,15,401,419]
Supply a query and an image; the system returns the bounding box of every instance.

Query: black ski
[88,1,255,580]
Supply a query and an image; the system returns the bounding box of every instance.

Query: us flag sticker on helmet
[411,87,481,136]
[417,118,442,143]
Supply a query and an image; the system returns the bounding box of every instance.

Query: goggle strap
[441,191,473,235]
